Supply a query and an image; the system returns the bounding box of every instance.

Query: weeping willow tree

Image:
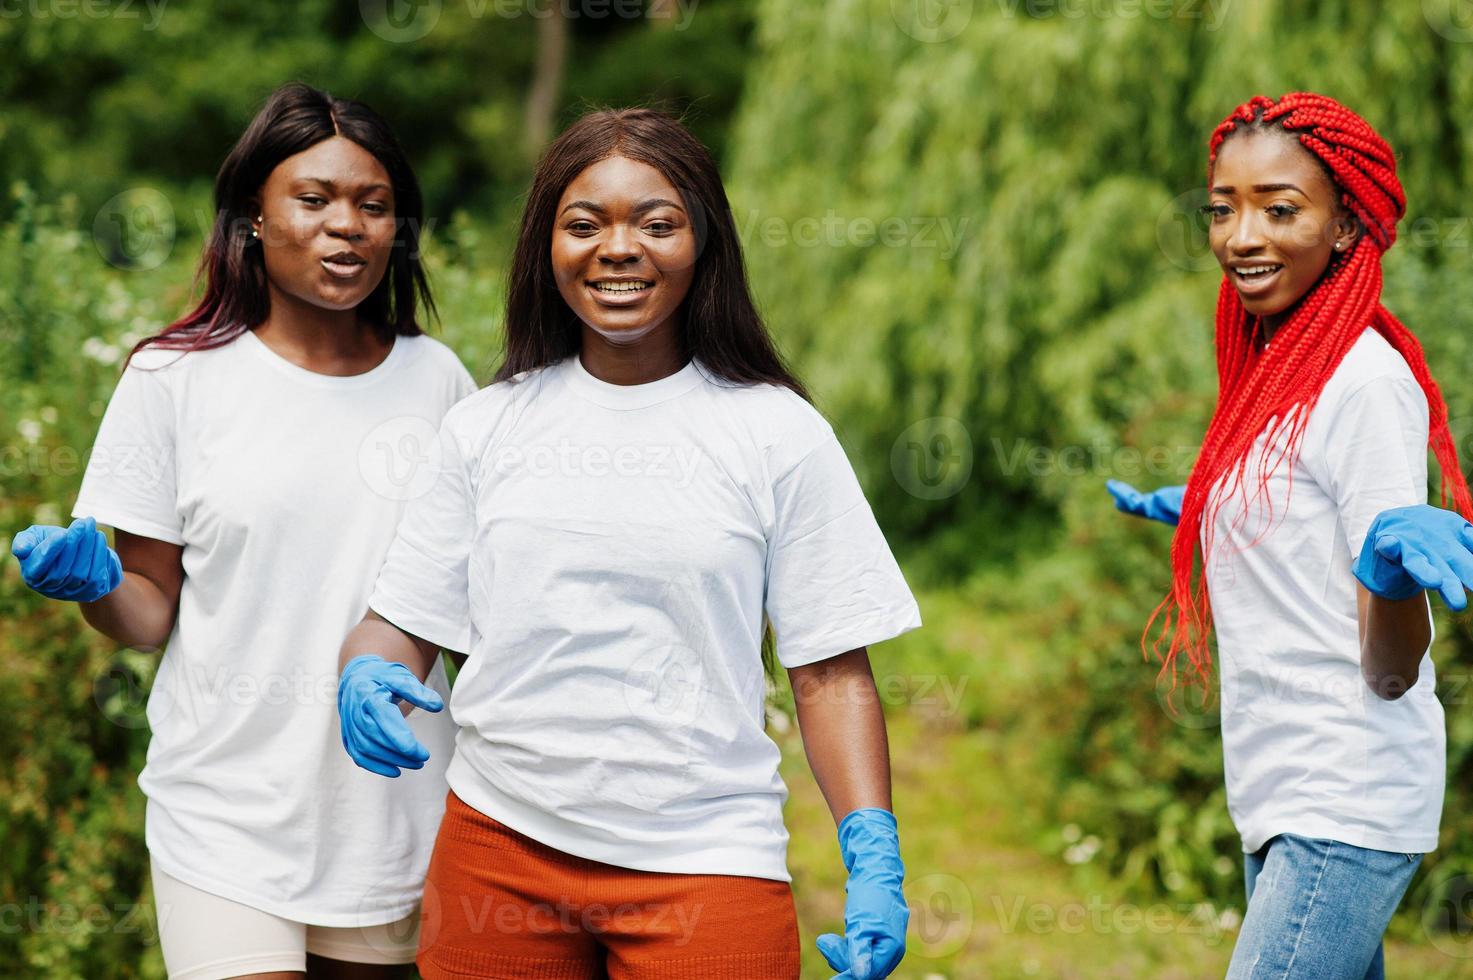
[727,0,1473,915]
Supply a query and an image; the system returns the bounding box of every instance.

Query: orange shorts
[416,790,801,980]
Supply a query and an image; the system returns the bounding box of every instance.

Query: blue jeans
[1226,834,1422,979]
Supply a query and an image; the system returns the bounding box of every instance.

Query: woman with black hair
[338,108,919,979]
[11,83,474,978]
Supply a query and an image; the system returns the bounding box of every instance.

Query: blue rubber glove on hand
[1354,504,1473,611]
[815,808,908,980]
[1106,481,1186,526]
[338,654,444,778]
[12,517,123,602]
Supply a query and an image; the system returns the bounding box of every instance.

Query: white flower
[17,418,41,443]
[1064,835,1101,865]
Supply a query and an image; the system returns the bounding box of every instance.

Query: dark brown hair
[129,82,433,364]
[495,107,808,402]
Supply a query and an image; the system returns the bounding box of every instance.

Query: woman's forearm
[1358,585,1432,699]
[78,571,177,651]
[788,647,893,822]
[339,611,438,677]
[340,610,440,716]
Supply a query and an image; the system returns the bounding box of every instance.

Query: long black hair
[129,82,433,363]
[495,107,809,402]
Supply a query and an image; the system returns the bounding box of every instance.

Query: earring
[1334,242,1343,250]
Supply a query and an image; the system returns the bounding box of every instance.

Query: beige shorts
[150,862,420,979]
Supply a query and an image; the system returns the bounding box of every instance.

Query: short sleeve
[1307,375,1430,561]
[434,338,478,403]
[72,354,184,545]
[764,429,922,669]
[452,360,478,402]
[367,414,476,652]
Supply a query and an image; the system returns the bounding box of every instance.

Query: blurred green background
[6,0,1473,976]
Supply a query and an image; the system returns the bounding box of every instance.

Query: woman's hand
[12,517,123,602]
[338,654,444,777]
[1354,503,1473,611]
[1105,481,1186,526]
[816,807,908,980]
[787,648,905,978]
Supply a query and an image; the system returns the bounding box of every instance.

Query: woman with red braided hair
[1108,92,1473,978]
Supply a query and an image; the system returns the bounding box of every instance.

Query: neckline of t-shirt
[240,327,412,388]
[561,352,706,410]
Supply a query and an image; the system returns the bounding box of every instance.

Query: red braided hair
[1146,92,1473,699]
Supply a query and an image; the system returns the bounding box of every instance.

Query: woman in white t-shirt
[336,108,921,980]
[11,83,474,979]
[1109,93,1473,978]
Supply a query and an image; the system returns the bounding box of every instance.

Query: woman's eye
[567,221,598,234]
[1199,203,1230,218]
[1267,204,1300,218]
[299,195,327,207]
[645,221,675,235]
[362,202,389,215]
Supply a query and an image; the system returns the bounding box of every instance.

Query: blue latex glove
[338,654,444,778]
[11,517,123,602]
[815,808,908,980]
[1354,504,1473,611]
[1106,480,1186,526]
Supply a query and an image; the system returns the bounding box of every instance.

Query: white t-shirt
[72,328,476,925]
[367,353,922,882]
[1205,328,1443,854]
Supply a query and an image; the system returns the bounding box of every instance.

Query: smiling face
[1206,130,1358,325]
[550,155,698,348]
[252,135,397,314]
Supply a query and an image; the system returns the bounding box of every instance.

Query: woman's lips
[322,257,368,279]
[1231,263,1284,298]
[586,281,653,306]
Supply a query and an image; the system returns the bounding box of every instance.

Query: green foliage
[0,185,181,978]
[0,0,757,226]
